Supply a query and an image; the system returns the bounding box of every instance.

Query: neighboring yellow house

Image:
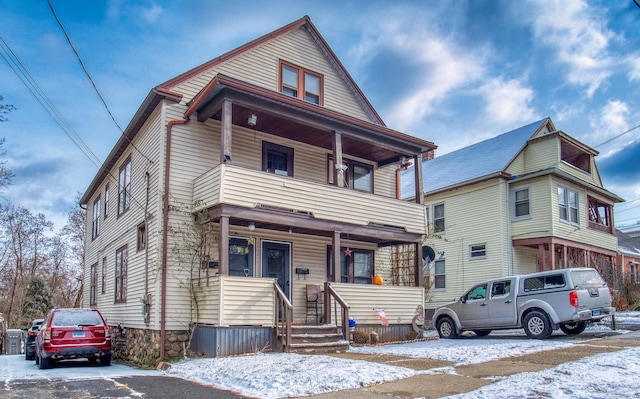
[402,118,623,309]
[80,16,436,363]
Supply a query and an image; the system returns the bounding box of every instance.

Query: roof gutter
[160,117,188,362]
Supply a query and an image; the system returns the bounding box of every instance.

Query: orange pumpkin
[372,275,384,285]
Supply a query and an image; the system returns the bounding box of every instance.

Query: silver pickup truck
[432,267,615,339]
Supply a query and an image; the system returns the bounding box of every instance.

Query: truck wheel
[559,321,587,335]
[523,310,552,339]
[100,353,112,366]
[473,330,491,337]
[436,316,459,339]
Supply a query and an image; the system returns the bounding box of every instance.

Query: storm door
[261,241,291,300]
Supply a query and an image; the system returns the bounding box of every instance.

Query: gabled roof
[401,118,550,198]
[159,15,385,126]
[81,16,392,205]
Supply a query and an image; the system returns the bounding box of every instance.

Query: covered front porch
[190,275,425,356]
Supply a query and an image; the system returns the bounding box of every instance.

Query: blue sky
[1,0,640,231]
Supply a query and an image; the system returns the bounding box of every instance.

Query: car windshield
[571,269,605,286]
[52,310,104,327]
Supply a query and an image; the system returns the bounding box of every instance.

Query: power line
[0,36,102,169]
[46,0,153,165]
[594,122,640,148]
[0,35,148,215]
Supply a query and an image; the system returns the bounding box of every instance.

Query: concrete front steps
[287,324,349,354]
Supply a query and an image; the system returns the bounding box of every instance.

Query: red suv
[35,308,111,369]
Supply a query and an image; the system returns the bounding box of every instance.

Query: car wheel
[472,330,491,337]
[88,356,97,365]
[559,321,587,335]
[38,355,51,370]
[436,316,459,339]
[100,354,112,367]
[35,353,39,365]
[523,310,552,339]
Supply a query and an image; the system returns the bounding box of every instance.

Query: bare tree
[0,204,53,327]
[59,194,86,308]
[0,95,16,123]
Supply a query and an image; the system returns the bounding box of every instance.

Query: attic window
[280,61,323,105]
[561,141,590,173]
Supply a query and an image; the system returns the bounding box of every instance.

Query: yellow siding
[558,161,600,186]
[330,283,424,324]
[524,137,559,172]
[509,177,553,240]
[550,178,617,250]
[194,164,427,234]
[423,178,511,308]
[84,104,166,330]
[505,151,525,176]
[171,26,374,123]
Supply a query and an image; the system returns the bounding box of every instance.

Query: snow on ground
[165,312,640,399]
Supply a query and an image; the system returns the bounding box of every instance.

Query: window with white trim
[558,186,579,225]
[470,244,487,259]
[434,259,445,289]
[101,257,107,295]
[433,203,445,233]
[513,187,530,219]
[104,183,110,218]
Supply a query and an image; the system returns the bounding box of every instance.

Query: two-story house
[80,16,436,363]
[402,118,623,309]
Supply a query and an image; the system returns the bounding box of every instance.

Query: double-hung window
[513,187,530,219]
[115,246,128,303]
[434,259,446,289]
[101,257,107,295]
[433,203,445,233]
[280,61,323,105]
[92,196,101,239]
[263,142,293,177]
[104,184,110,218]
[90,263,98,306]
[118,156,131,215]
[558,186,579,225]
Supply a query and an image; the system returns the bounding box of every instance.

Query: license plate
[592,309,601,316]
[72,331,85,338]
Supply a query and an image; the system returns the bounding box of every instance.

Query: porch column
[332,231,341,282]
[563,245,568,269]
[414,242,423,287]
[332,131,344,188]
[218,215,229,275]
[220,99,232,164]
[550,243,556,270]
[584,250,589,267]
[538,244,545,271]
[413,154,424,205]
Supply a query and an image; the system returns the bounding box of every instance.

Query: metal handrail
[274,282,292,352]
[323,282,350,340]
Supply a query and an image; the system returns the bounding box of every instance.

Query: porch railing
[323,282,350,341]
[274,282,292,352]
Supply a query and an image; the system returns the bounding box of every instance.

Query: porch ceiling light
[247,113,257,126]
[248,222,255,231]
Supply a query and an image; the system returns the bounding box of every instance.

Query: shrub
[351,330,369,344]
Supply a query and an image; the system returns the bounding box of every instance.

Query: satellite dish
[422,245,435,262]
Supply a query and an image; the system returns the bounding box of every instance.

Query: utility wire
[0,36,102,169]
[0,35,148,214]
[46,0,153,164]
[594,122,640,148]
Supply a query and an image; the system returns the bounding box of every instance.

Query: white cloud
[478,78,537,125]
[588,100,629,142]
[628,55,640,82]
[523,0,615,97]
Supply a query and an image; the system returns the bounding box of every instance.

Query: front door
[261,241,291,300]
